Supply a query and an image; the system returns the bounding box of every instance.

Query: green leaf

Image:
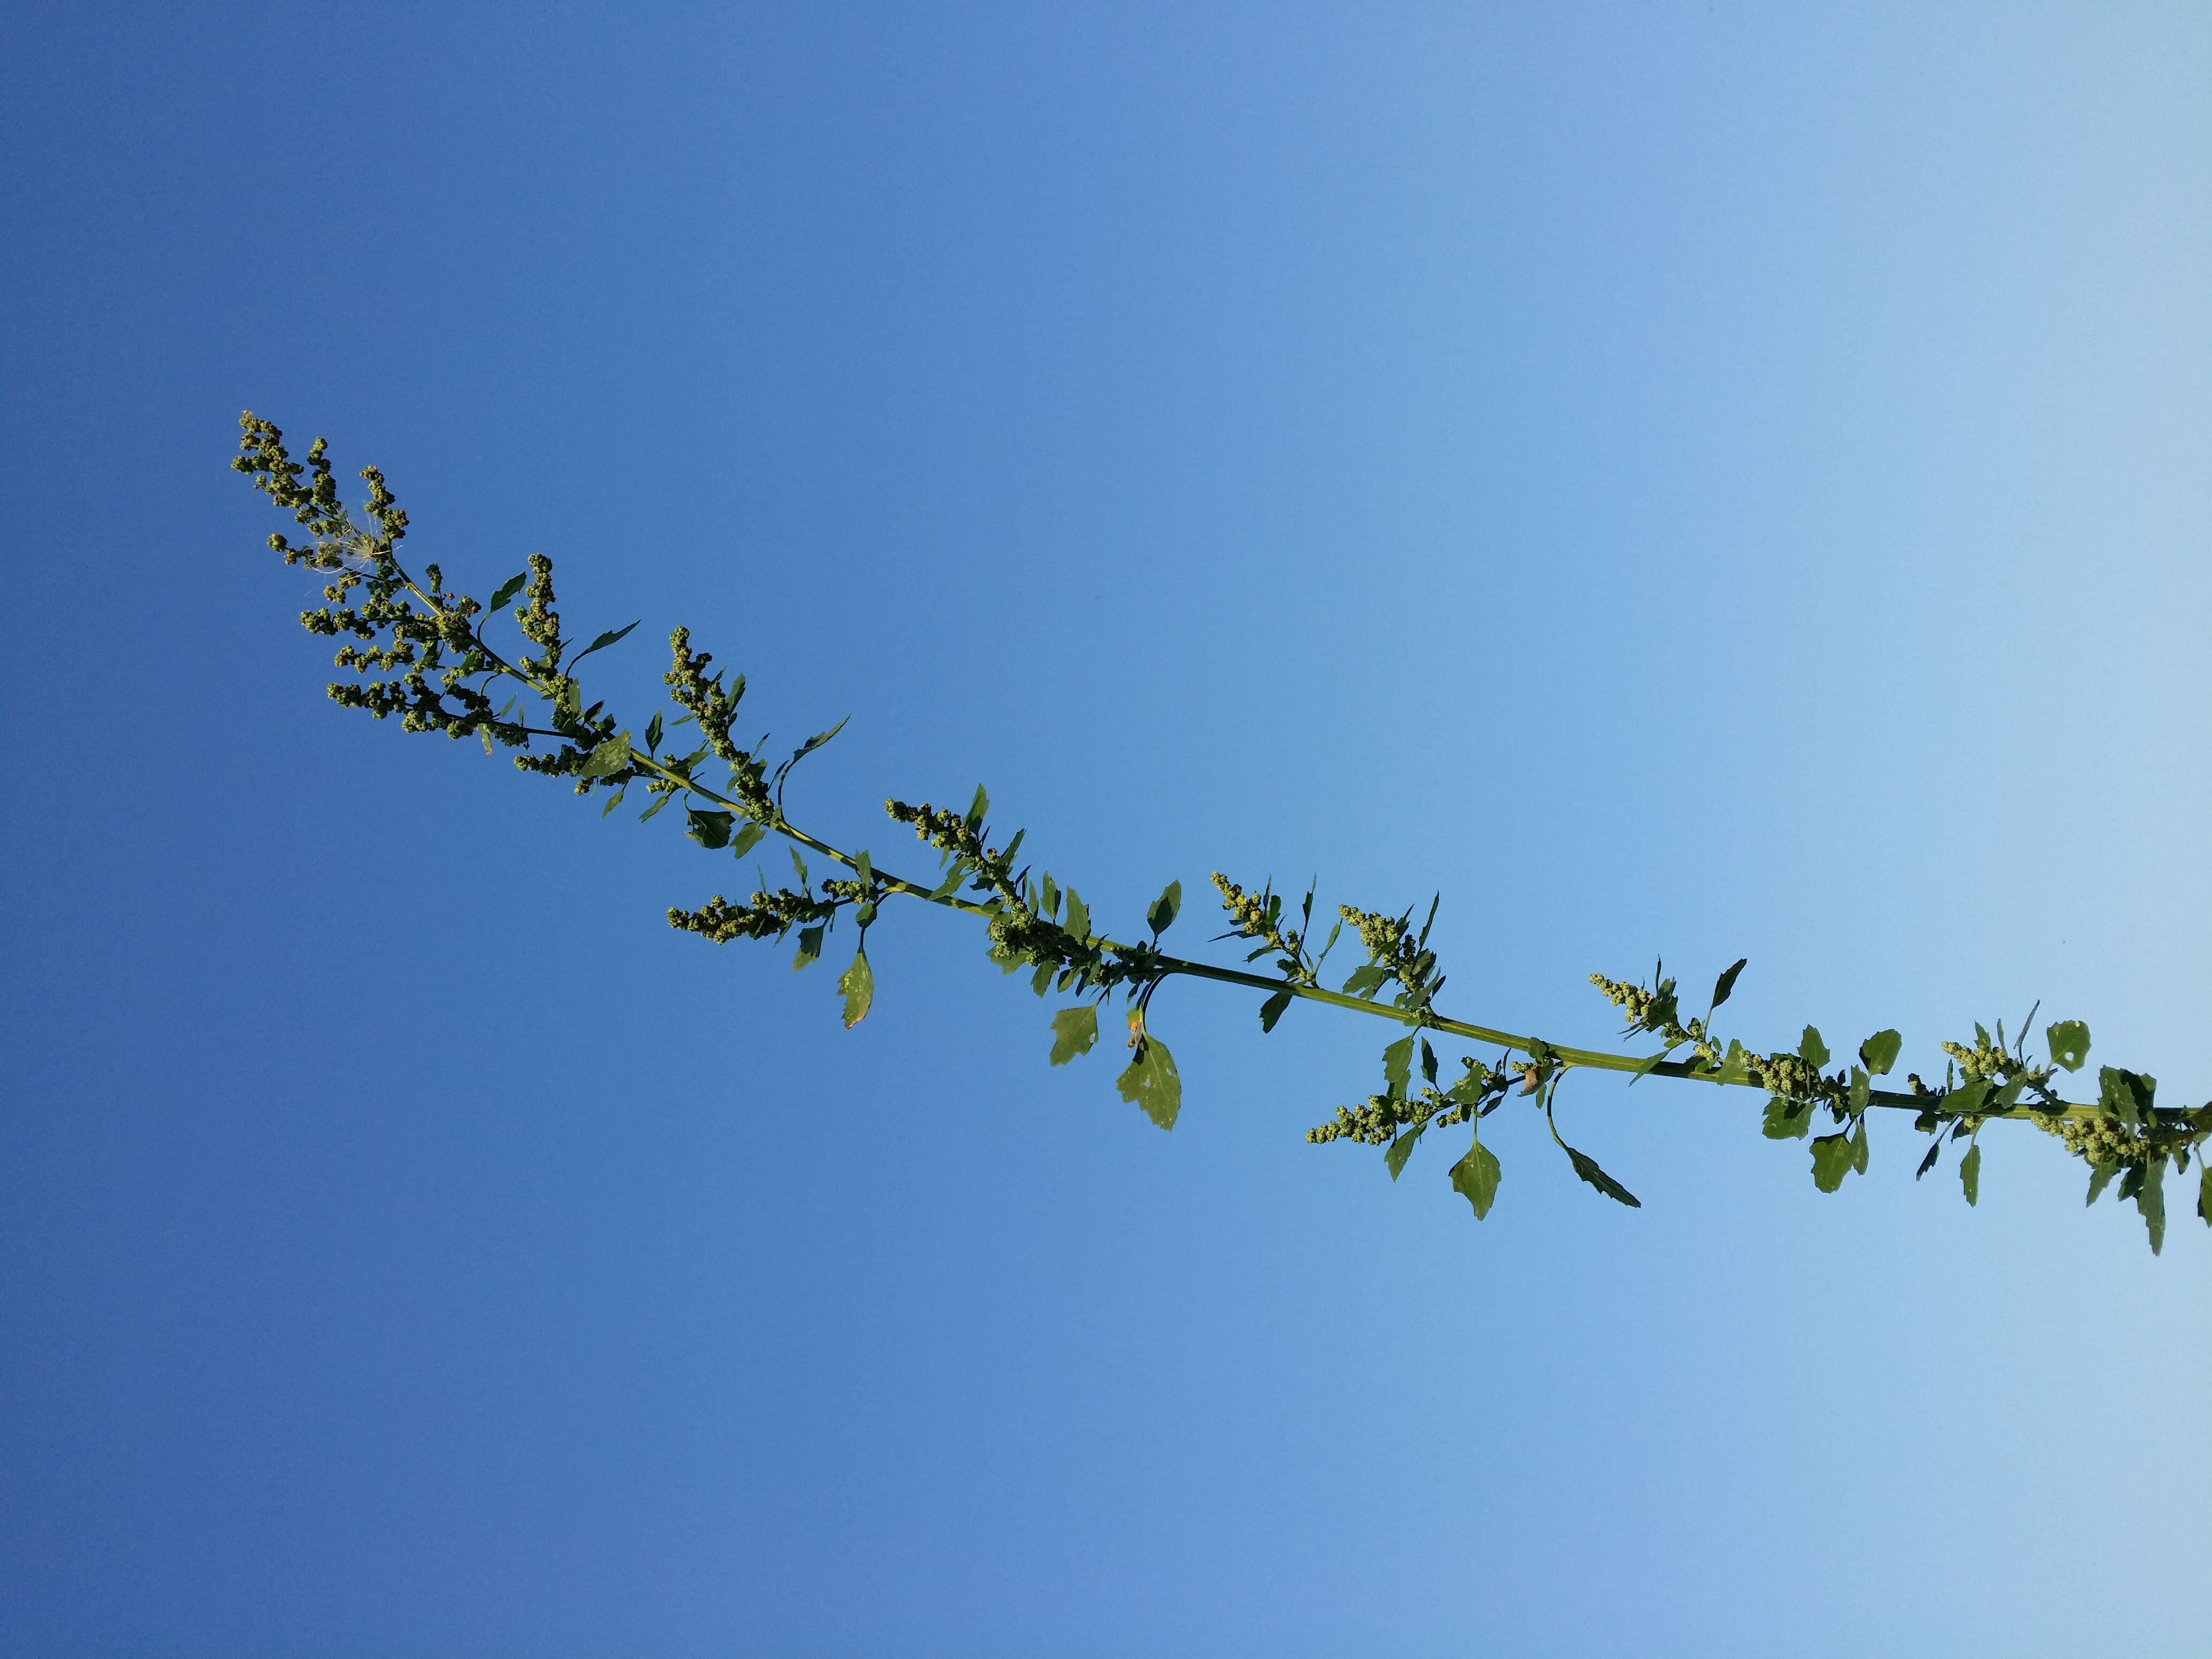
[1564,1146,1641,1208]
[1850,1117,1869,1175]
[1420,1039,1439,1086]
[579,734,632,779]
[793,925,824,970]
[2046,1019,2090,1072]
[838,948,873,1027]
[1710,957,1747,1011]
[2139,1155,2166,1254]
[1381,1034,1415,1100]
[1960,1142,1982,1207]
[1799,1026,1830,1070]
[685,808,735,849]
[1915,1140,1942,1179]
[487,571,528,612]
[1385,1123,1425,1182]
[1341,963,1391,1000]
[644,711,663,752]
[729,821,765,859]
[1448,1133,1501,1220]
[1948,1078,1992,1118]
[1049,1005,1098,1066]
[2099,1066,2155,1128]
[1029,961,1056,998]
[1810,1133,1855,1193]
[1063,888,1089,939]
[964,784,989,832]
[571,619,639,666]
[1858,1029,1902,1076]
[928,861,968,900]
[1716,1038,1750,1086]
[2198,1161,2211,1228]
[2086,1161,2118,1207]
[789,846,810,886]
[1762,1097,1814,1140]
[1147,879,1183,936]
[1258,988,1292,1033]
[1848,1066,1871,1114]
[1116,1036,1182,1130]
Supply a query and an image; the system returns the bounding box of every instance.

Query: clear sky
[3,4,2207,1654]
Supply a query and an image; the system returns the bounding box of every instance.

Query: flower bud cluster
[668,886,839,944]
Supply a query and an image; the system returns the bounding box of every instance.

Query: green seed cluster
[668,887,838,944]
[1211,873,1302,959]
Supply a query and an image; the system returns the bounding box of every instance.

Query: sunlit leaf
[729,821,765,859]
[1147,880,1182,936]
[487,571,528,612]
[1049,1005,1098,1066]
[838,948,873,1027]
[1810,1133,1855,1193]
[1960,1142,1982,1207]
[1850,1117,1869,1175]
[1799,1026,1829,1070]
[579,735,631,779]
[1858,1029,1902,1076]
[1063,888,1089,939]
[2046,1019,2090,1072]
[793,925,823,970]
[1449,1133,1501,1219]
[1116,1035,1182,1130]
[1341,963,1390,1000]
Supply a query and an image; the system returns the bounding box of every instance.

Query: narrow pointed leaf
[1959,1142,1982,1206]
[2139,1156,2165,1254]
[1385,1123,1425,1182]
[1381,1034,1415,1100]
[1564,1146,1641,1208]
[1915,1140,1942,1179]
[487,571,528,612]
[729,822,765,859]
[1710,957,1747,1011]
[570,619,639,666]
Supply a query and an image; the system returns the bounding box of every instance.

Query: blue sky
[3,4,2207,1653]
